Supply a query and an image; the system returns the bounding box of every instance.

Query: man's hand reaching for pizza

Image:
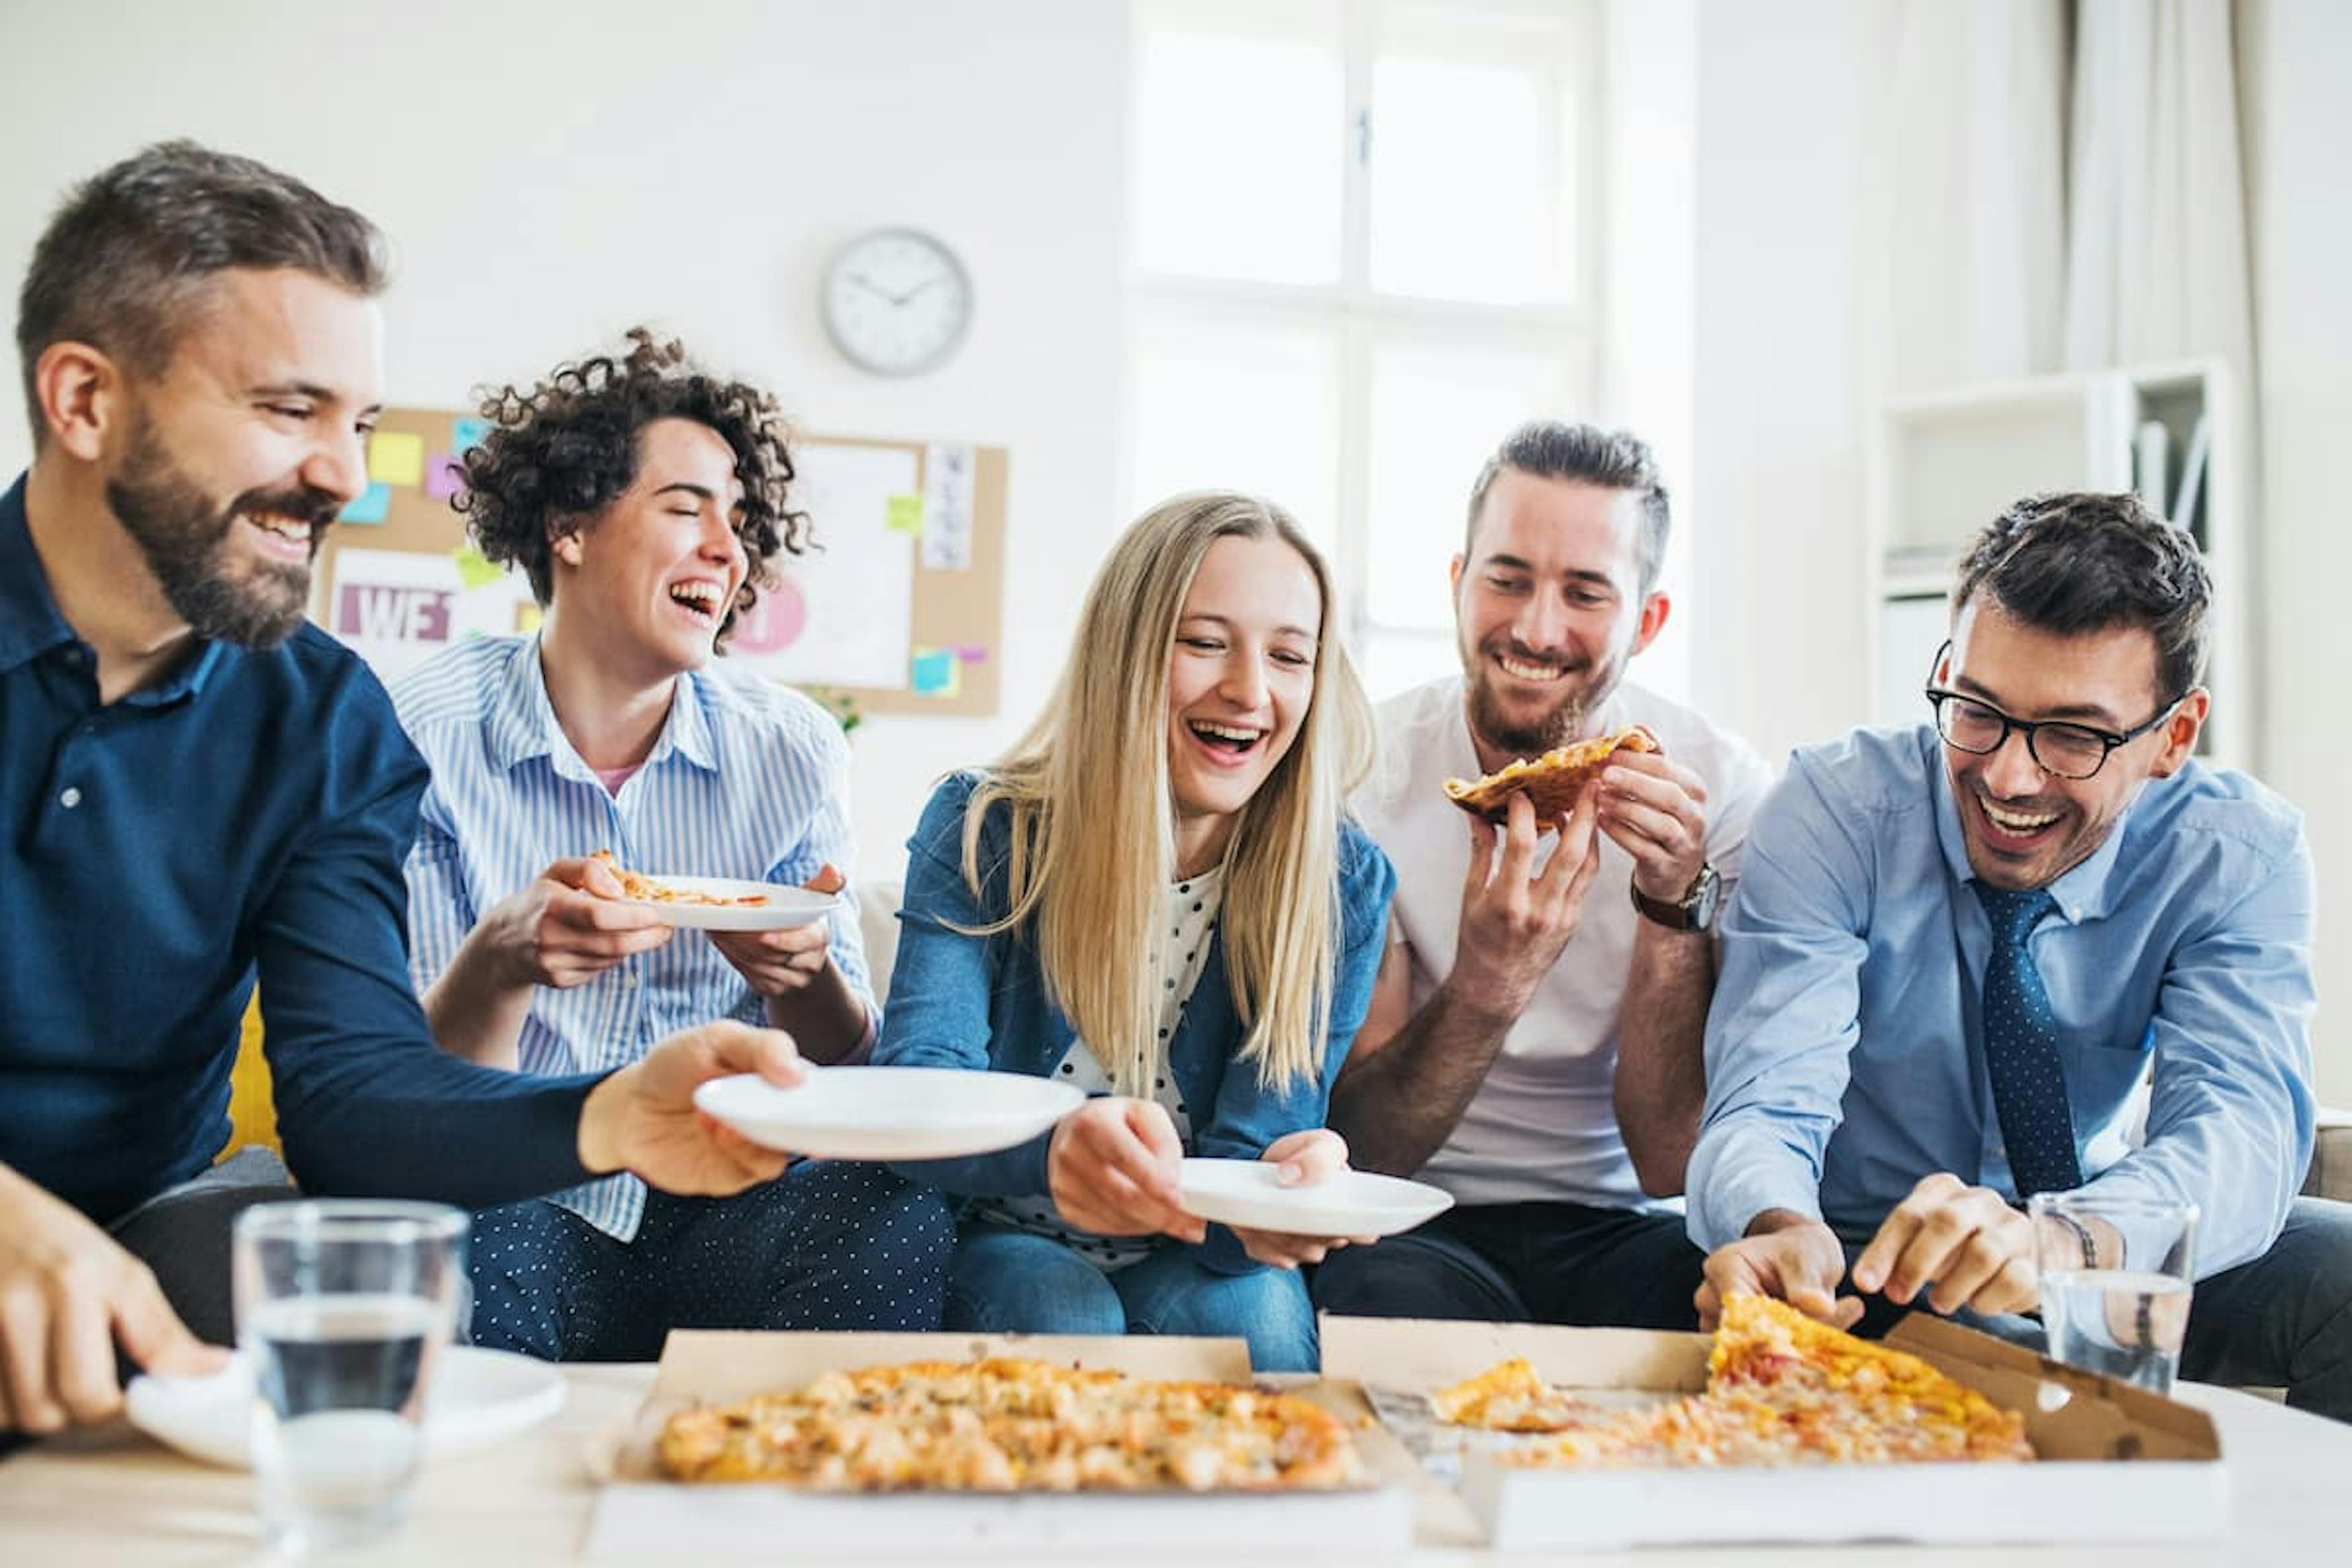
[1697,1210,1863,1332]
[1850,1172,2039,1318]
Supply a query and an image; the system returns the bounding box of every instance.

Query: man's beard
[106,418,337,650]
[1460,636,1627,758]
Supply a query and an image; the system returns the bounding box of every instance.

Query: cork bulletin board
[314,405,1007,716]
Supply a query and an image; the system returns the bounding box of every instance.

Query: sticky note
[953,644,990,663]
[451,417,492,454]
[425,454,466,501]
[368,431,425,487]
[339,483,390,524]
[884,494,924,535]
[513,603,544,635]
[452,542,505,590]
[910,647,960,697]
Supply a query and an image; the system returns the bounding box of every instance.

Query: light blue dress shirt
[392,635,873,1242]
[1688,725,2315,1279]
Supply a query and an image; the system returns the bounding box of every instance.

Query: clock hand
[846,273,895,303]
[891,276,947,307]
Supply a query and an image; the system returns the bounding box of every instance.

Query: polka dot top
[972,866,1226,1271]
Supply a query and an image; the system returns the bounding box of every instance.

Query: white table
[2,1368,2346,1564]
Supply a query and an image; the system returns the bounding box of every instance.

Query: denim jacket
[875,770,1396,1274]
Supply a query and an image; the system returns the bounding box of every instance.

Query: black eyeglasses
[1923,643,2184,781]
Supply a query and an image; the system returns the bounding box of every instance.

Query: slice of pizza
[1442,725,1660,823]
[589,848,769,907]
[1706,1294,2034,1462]
[1430,1357,1589,1433]
[1492,1295,2034,1469]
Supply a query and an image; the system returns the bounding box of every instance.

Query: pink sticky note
[424,454,466,501]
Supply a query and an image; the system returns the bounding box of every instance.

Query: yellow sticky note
[368,431,426,487]
[884,494,924,535]
[514,603,544,635]
[452,542,505,590]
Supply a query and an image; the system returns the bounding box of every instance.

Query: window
[1126,0,1599,702]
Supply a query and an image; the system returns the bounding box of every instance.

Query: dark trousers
[109,1145,296,1347]
[467,1161,955,1361]
[1310,1199,1706,1330]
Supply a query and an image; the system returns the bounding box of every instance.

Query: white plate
[694,1066,1086,1160]
[1177,1158,1455,1238]
[126,1344,565,1471]
[617,876,839,932]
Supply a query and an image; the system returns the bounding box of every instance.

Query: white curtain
[1881,0,2071,394]
[2063,0,2255,376]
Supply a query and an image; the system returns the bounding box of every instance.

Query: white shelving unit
[1865,358,2249,768]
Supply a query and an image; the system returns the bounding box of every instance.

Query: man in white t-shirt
[1315,423,1772,1329]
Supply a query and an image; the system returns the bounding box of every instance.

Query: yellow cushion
[222,991,281,1157]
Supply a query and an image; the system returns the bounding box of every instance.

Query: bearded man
[1313,422,1772,1329]
[2,143,812,1438]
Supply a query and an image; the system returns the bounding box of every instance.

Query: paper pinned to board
[920,442,976,570]
[368,431,426,488]
[729,442,916,690]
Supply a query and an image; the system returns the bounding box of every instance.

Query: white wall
[2240,0,2352,1105]
[0,0,1128,886]
[1685,0,1893,763]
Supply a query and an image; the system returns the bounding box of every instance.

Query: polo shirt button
[59,786,83,809]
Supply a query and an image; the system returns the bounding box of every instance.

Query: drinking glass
[2029,1191,2197,1395]
[231,1200,469,1552]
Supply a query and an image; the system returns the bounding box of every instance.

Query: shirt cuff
[1692,1158,1822,1253]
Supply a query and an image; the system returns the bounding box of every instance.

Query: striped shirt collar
[484,633,722,780]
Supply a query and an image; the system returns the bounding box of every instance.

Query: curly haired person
[389,331,951,1359]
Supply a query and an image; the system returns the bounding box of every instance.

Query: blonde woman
[873,492,1395,1371]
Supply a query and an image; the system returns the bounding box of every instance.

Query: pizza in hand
[1442,725,1660,823]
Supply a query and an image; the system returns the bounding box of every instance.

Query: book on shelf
[2172,413,2211,533]
[2135,420,2170,514]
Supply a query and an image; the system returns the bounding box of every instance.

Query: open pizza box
[585,1329,1419,1559]
[1321,1313,2227,1551]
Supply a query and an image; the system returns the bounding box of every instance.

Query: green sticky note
[452,542,505,590]
[368,430,426,487]
[884,494,924,535]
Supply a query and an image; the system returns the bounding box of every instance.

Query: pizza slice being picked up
[1442,725,1660,824]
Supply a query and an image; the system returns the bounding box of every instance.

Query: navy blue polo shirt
[2,475,597,1224]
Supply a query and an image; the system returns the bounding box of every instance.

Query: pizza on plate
[1441,725,1661,823]
[590,849,769,907]
[1434,1295,2034,1468]
[658,1357,1366,1491]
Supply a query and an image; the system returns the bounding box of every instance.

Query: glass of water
[231,1200,469,1553]
[2029,1191,2197,1396]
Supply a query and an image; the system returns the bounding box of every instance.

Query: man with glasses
[1687,491,2352,1420]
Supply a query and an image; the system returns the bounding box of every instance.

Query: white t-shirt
[1354,676,1774,1208]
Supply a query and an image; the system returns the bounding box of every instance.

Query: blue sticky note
[340,482,391,524]
[910,648,957,696]
[451,417,492,454]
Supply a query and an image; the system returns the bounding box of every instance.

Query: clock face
[821,228,973,377]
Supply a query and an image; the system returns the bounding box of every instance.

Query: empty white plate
[694,1066,1086,1160]
[126,1344,565,1471]
[1177,1158,1455,1238]
[616,876,839,932]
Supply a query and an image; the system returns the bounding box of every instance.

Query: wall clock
[820,227,974,377]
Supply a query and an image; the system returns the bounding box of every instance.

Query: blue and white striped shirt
[391,635,873,1242]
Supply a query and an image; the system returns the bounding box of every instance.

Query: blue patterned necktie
[1972,883,2082,1197]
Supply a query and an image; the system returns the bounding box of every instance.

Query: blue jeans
[946,1222,1320,1372]
[468,1161,953,1361]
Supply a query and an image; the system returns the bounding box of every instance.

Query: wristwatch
[1631,862,1721,933]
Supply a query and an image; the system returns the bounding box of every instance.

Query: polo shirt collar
[0,473,228,701]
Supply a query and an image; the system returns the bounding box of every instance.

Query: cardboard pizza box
[586,1330,1418,1559]
[1319,1312,2227,1551]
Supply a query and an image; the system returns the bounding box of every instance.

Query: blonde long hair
[962,492,1375,1097]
